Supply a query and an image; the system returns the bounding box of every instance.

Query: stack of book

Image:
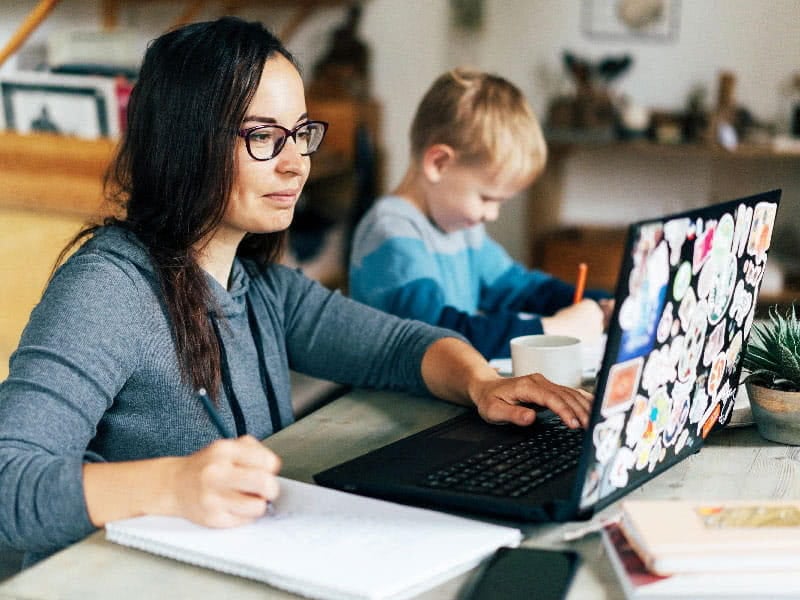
[601,499,800,599]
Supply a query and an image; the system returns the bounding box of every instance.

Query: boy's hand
[540,299,604,340]
[470,374,592,429]
[598,299,615,331]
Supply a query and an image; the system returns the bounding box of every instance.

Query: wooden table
[1,388,797,599]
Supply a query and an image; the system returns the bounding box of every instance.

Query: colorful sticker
[664,394,690,447]
[707,253,737,324]
[744,260,764,287]
[729,280,752,327]
[650,387,672,433]
[634,435,655,471]
[671,318,681,337]
[675,428,690,454]
[689,376,709,425]
[664,218,691,266]
[717,380,736,425]
[580,466,601,506]
[702,321,726,367]
[726,331,743,369]
[707,352,727,397]
[712,213,735,257]
[648,438,664,473]
[701,403,721,438]
[619,241,669,361]
[592,413,625,465]
[678,300,708,382]
[601,357,644,416]
[641,346,676,395]
[744,307,756,339]
[672,261,692,301]
[692,221,715,274]
[656,302,674,344]
[608,447,636,488]
[733,203,753,258]
[624,395,650,448]
[747,202,777,263]
[677,286,697,332]
[696,255,715,300]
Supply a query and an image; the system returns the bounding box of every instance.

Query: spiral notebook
[105,477,522,600]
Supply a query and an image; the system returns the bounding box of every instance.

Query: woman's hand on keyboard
[469,373,592,429]
[419,337,591,429]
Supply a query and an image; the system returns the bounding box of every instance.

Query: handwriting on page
[266,509,434,549]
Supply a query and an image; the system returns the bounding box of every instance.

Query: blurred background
[1,0,799,379]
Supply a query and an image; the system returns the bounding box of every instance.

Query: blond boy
[350,68,610,358]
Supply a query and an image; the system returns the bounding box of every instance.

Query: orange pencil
[573,262,588,304]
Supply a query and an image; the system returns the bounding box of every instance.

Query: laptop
[315,189,782,523]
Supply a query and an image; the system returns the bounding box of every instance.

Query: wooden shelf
[0,131,114,217]
[0,1,371,221]
[0,0,357,67]
[0,131,353,218]
[545,137,800,160]
[528,139,800,267]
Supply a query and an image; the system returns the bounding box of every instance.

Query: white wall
[361,0,800,187]
[1,1,798,263]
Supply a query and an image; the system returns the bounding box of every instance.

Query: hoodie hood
[84,225,250,318]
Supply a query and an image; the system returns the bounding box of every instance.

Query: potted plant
[742,304,800,444]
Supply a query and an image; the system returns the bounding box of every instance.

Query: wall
[1,0,798,265]
[456,0,800,264]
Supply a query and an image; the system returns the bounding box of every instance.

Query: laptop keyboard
[421,423,583,498]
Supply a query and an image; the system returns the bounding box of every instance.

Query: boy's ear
[422,144,456,183]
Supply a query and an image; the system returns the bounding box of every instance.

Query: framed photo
[582,0,680,42]
[0,72,120,139]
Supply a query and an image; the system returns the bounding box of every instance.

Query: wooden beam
[0,0,61,68]
[280,3,315,42]
[172,0,209,28]
[101,0,121,30]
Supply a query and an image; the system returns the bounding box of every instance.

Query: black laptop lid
[573,189,781,515]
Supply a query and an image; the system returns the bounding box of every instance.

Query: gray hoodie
[0,226,453,562]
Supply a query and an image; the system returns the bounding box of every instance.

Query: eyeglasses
[237,120,328,161]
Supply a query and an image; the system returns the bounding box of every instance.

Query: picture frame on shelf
[582,0,680,42]
[0,72,120,139]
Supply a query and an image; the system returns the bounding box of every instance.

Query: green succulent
[742,304,800,392]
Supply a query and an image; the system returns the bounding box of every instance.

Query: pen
[561,510,621,541]
[197,387,234,439]
[573,262,588,304]
[197,388,276,515]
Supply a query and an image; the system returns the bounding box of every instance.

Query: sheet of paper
[106,477,521,600]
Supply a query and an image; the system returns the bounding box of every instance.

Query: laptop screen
[577,190,781,512]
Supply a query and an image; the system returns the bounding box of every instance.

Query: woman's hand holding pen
[82,437,281,529]
[167,436,282,528]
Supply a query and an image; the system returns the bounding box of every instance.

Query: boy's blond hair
[409,68,547,182]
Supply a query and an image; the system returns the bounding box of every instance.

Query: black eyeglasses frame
[237,120,329,161]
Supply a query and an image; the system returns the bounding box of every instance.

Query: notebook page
[106,477,522,600]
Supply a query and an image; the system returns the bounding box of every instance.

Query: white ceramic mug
[509,334,583,387]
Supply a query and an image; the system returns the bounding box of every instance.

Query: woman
[0,17,591,564]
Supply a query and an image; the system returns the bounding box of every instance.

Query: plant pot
[746,382,800,445]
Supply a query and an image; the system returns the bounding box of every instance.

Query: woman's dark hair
[63,17,298,400]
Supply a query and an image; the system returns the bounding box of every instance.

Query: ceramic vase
[746,382,800,445]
